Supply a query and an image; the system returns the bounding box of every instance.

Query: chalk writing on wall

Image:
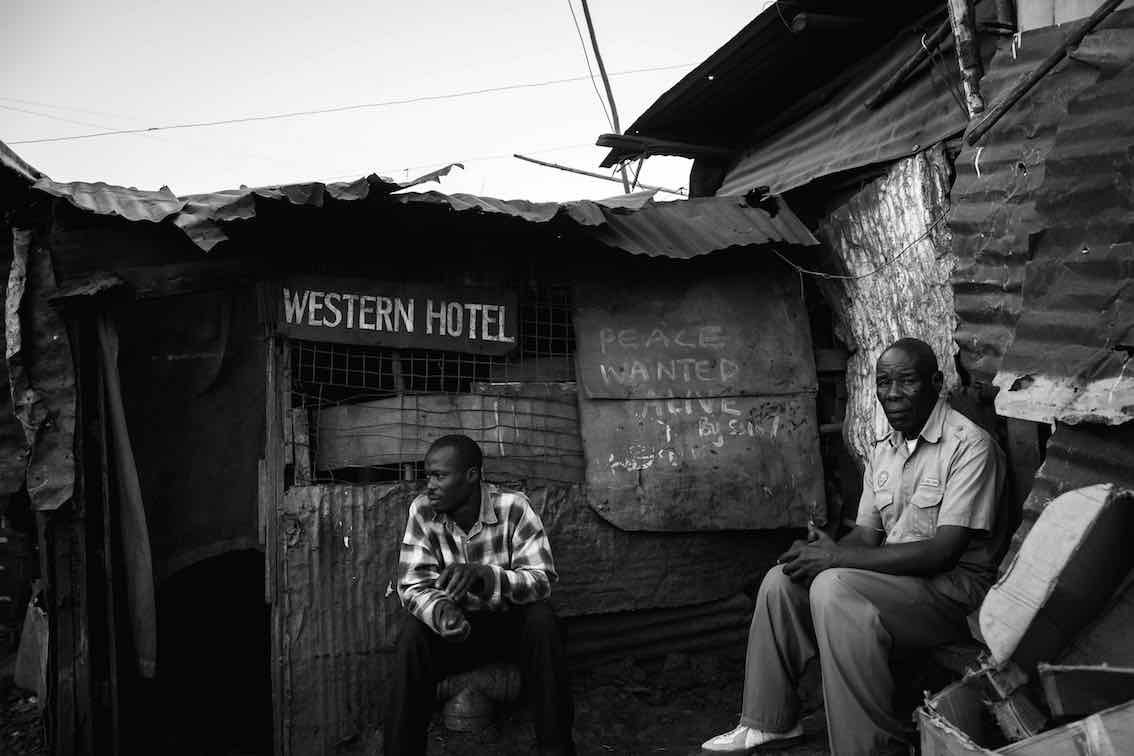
[266,276,518,354]
[574,274,822,531]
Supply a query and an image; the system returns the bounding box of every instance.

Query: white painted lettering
[599,328,616,354]
[644,328,670,349]
[674,329,696,348]
[395,299,413,333]
[497,305,515,343]
[426,299,445,335]
[481,304,497,341]
[376,296,394,331]
[699,325,725,349]
[722,398,741,416]
[695,360,714,381]
[677,358,697,381]
[657,360,676,382]
[324,293,343,327]
[600,364,627,385]
[629,360,650,382]
[446,302,464,336]
[308,290,325,326]
[283,288,309,325]
[462,303,481,340]
[359,295,376,330]
[342,294,359,328]
[618,329,640,349]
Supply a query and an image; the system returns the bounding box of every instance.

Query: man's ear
[466,466,482,485]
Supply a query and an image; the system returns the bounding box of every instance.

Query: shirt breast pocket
[909,487,943,538]
[875,491,896,531]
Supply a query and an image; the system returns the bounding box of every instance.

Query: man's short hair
[428,434,483,471]
[885,337,939,378]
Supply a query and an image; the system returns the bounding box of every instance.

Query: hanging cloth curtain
[97,313,157,678]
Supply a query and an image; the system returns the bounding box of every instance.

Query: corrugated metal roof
[951,10,1134,385]
[600,1,943,167]
[4,144,817,257]
[390,191,818,257]
[1,140,44,184]
[714,23,973,196]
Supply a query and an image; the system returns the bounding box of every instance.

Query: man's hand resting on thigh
[435,563,494,601]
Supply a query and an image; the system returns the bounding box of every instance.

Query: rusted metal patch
[278,483,413,754]
[0,235,30,494]
[4,230,75,510]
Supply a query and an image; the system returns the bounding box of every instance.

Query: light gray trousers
[740,566,971,756]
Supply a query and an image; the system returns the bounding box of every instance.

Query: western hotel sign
[267,276,519,354]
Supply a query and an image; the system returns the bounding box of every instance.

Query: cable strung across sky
[8,62,693,146]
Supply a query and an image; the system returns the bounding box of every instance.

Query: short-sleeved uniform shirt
[856,398,1007,609]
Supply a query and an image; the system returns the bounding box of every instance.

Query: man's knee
[395,613,435,657]
[519,601,560,638]
[808,568,854,611]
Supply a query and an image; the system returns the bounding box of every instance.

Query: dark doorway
[155,549,272,755]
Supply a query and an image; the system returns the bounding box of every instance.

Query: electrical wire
[771,208,951,281]
[7,63,692,146]
[565,0,613,130]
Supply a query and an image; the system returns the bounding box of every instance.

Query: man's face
[875,347,941,435]
[424,445,478,514]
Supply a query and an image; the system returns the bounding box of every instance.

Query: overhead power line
[565,0,613,130]
[7,63,693,146]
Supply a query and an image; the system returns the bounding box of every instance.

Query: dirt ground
[350,650,832,756]
[1,649,834,755]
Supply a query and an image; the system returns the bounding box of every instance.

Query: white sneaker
[700,723,805,753]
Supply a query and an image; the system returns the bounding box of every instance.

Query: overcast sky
[1,1,773,200]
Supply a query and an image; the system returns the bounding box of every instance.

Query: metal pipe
[513,154,687,196]
[579,0,631,193]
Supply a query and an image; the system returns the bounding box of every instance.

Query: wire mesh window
[287,281,581,486]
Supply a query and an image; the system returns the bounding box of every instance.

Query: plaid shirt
[398,483,557,634]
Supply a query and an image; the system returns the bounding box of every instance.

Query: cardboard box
[979,484,1134,671]
[919,675,1134,755]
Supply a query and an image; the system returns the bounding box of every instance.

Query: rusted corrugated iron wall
[279,481,792,752]
[814,146,958,465]
[951,11,1133,385]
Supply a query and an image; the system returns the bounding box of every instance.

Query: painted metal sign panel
[574,271,822,531]
[265,276,518,354]
[573,274,816,399]
[580,393,822,531]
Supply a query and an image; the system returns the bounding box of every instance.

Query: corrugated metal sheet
[279,483,410,755]
[951,10,1134,384]
[4,231,75,510]
[279,480,794,753]
[388,191,819,258]
[0,139,44,185]
[1005,422,1134,571]
[14,147,817,258]
[992,59,1134,425]
[815,147,959,464]
[600,1,943,166]
[715,26,974,196]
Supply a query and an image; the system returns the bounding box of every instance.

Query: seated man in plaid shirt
[384,434,575,756]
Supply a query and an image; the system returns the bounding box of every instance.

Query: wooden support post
[946,0,986,117]
[579,0,630,193]
[966,0,1127,144]
[290,408,312,486]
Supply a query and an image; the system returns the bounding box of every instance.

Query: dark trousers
[384,601,575,756]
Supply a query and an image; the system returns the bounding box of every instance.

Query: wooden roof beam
[596,133,734,167]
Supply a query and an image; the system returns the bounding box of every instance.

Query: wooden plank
[291,409,312,486]
[1038,664,1134,719]
[263,336,286,756]
[999,698,1134,754]
[316,393,581,470]
[573,273,817,400]
[96,359,121,756]
[581,392,822,531]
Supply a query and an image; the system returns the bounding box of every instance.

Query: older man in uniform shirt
[701,337,1007,755]
[385,434,575,756]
